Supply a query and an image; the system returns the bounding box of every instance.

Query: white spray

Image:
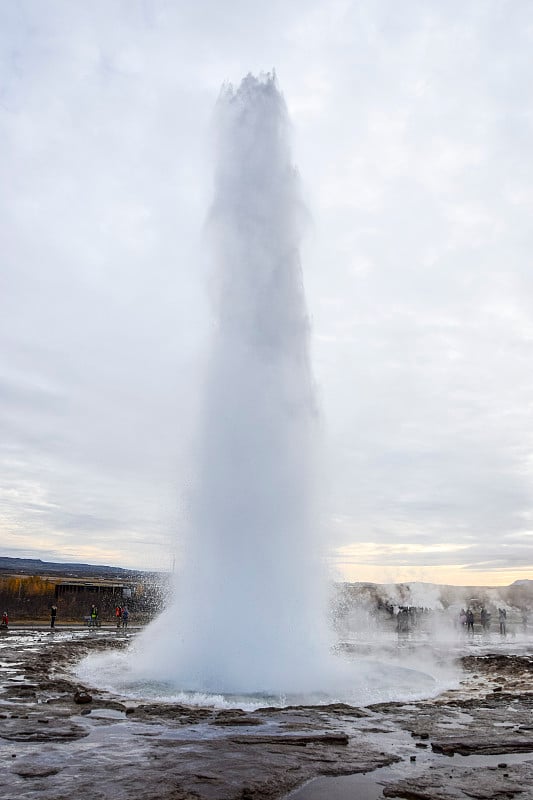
[132,73,329,694]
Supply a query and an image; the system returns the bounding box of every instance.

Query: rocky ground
[1,628,533,800]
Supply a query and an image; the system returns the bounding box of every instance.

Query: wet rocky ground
[1,627,533,799]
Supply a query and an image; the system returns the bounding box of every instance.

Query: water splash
[130,73,330,694]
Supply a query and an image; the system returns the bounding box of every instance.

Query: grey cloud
[329,541,533,572]
[2,1,533,578]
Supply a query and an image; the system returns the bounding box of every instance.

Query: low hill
[0,556,142,580]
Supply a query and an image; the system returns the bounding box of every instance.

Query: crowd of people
[395,606,432,633]
[1,604,132,630]
[456,605,522,636]
[114,605,129,628]
[392,603,529,637]
[87,603,130,629]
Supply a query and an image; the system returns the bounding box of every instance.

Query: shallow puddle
[286,751,533,800]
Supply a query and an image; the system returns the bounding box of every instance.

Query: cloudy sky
[2,0,533,585]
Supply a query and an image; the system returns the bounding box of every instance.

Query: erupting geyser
[132,73,330,694]
[77,74,458,706]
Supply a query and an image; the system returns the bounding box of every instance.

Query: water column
[130,74,327,696]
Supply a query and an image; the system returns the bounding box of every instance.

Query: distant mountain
[0,556,142,579]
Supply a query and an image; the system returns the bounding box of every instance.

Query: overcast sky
[2,1,533,585]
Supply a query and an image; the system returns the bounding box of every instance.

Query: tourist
[115,605,122,628]
[466,609,474,634]
[396,607,409,634]
[498,608,507,636]
[1,610,8,629]
[121,607,129,628]
[50,605,57,629]
[480,607,489,631]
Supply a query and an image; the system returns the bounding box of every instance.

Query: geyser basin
[76,638,452,711]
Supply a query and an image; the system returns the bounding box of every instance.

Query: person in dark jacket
[466,609,474,633]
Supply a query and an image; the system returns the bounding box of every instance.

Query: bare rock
[212,710,263,726]
[229,733,349,747]
[431,738,533,756]
[382,762,532,799]
[0,718,90,742]
[131,703,212,724]
[74,690,92,704]
[14,765,62,778]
